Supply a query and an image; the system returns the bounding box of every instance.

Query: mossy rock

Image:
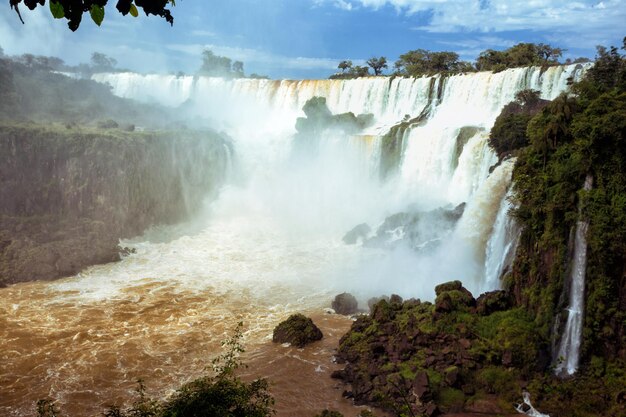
[435,290,475,313]
[272,314,323,347]
[476,290,511,316]
[434,280,464,295]
[332,292,359,315]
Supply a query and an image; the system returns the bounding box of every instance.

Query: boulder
[367,295,390,311]
[412,371,431,402]
[476,290,511,315]
[434,280,463,295]
[332,293,359,315]
[444,366,460,387]
[343,223,371,244]
[434,280,475,312]
[272,314,323,347]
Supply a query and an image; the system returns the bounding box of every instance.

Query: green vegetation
[508,39,626,360]
[331,41,576,79]
[336,45,626,413]
[335,285,543,416]
[197,49,269,79]
[330,60,370,79]
[393,49,474,77]
[366,57,388,76]
[198,49,245,78]
[0,52,171,126]
[476,43,563,72]
[489,89,548,159]
[10,0,176,31]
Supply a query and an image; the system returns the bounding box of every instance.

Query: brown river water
[0,207,391,417]
[0,275,376,416]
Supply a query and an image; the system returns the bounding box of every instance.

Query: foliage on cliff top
[489,89,550,159]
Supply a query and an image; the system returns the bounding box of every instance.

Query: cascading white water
[0,65,592,417]
[516,391,550,417]
[555,174,593,376]
[482,187,520,292]
[91,64,587,299]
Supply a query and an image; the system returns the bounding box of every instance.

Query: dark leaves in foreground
[9,0,175,31]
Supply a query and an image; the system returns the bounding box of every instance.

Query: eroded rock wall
[0,124,231,285]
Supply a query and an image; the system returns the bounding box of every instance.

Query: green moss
[435,387,465,409]
[475,367,518,399]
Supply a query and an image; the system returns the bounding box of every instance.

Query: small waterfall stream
[554,174,593,376]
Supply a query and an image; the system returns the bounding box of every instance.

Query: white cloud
[191,29,217,37]
[322,0,626,41]
[0,7,65,57]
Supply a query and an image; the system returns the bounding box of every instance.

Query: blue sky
[1,0,625,79]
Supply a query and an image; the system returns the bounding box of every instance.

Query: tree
[232,61,244,77]
[536,43,564,65]
[352,65,369,77]
[9,0,176,31]
[366,56,387,76]
[90,52,117,72]
[338,60,352,73]
[515,89,541,106]
[475,49,507,72]
[394,49,462,76]
[475,42,564,72]
[199,49,233,77]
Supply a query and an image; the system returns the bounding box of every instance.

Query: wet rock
[0,126,230,286]
[434,280,475,313]
[476,290,511,315]
[331,369,345,380]
[342,223,371,244]
[332,292,359,315]
[367,295,390,311]
[272,314,323,347]
[444,366,460,387]
[295,97,373,138]
[362,203,466,251]
[435,292,454,313]
[413,371,431,401]
[389,294,403,305]
[423,403,440,417]
[434,280,464,295]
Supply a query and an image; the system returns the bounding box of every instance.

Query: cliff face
[0,124,231,286]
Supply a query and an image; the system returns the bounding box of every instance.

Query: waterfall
[516,391,550,417]
[92,64,587,298]
[482,186,520,292]
[554,174,593,376]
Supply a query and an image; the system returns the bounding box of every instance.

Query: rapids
[1,64,586,416]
